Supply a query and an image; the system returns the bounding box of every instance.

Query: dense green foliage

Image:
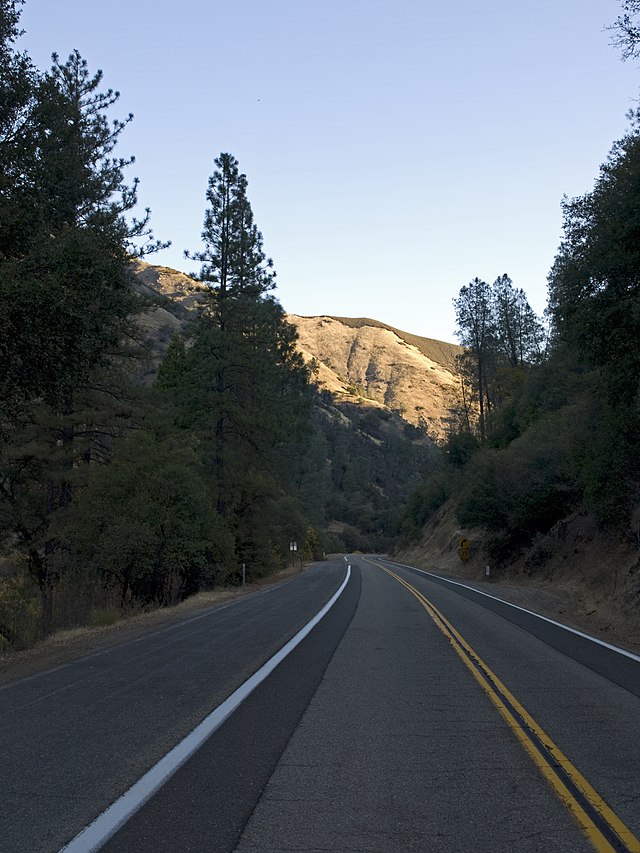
[452,275,545,442]
[403,108,640,563]
[0,1,166,636]
[309,400,437,553]
[0,6,296,642]
[160,152,315,574]
[7,0,637,645]
[52,432,234,606]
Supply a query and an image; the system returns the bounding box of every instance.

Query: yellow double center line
[376,562,640,853]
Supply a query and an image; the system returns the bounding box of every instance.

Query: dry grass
[395,502,640,654]
[0,563,306,685]
[288,314,460,440]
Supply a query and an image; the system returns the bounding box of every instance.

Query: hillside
[127,261,447,551]
[131,261,463,441]
[287,315,462,441]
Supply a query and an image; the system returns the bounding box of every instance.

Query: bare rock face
[288,315,462,440]
[130,260,211,379]
[131,260,210,332]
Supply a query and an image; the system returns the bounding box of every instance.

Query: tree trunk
[29,547,55,638]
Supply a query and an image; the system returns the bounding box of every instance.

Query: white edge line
[378,557,640,664]
[59,565,352,853]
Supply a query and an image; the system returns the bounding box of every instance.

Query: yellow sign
[458,537,470,562]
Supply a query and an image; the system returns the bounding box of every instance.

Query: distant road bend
[1,555,639,852]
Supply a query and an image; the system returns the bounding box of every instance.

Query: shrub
[444,430,480,466]
[0,570,40,649]
[402,470,451,537]
[457,410,581,558]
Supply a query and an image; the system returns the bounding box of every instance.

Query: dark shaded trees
[492,274,545,369]
[547,109,640,526]
[403,276,550,559]
[0,49,164,418]
[406,106,640,561]
[548,111,640,406]
[168,153,313,571]
[0,0,36,262]
[0,25,165,634]
[453,277,494,441]
[51,432,234,607]
[184,153,280,516]
[2,52,132,419]
[453,275,544,443]
[186,153,276,308]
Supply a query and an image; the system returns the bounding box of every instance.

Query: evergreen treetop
[186,152,276,308]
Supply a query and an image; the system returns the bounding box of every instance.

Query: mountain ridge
[317,316,461,371]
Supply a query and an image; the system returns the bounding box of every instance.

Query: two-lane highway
[2,555,639,852]
[234,557,640,852]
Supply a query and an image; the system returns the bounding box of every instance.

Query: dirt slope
[395,501,640,654]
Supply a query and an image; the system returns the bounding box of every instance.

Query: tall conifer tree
[183,153,310,564]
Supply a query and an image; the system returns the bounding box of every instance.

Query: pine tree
[186,154,300,500]
[491,274,545,369]
[186,153,275,316]
[547,110,640,526]
[453,278,495,441]
[180,153,311,567]
[548,110,640,402]
[453,275,545,444]
[1,50,165,420]
[0,0,37,259]
[608,0,640,59]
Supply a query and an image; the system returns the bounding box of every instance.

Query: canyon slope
[288,315,462,441]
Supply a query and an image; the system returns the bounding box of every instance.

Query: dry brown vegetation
[0,563,306,683]
[395,501,640,654]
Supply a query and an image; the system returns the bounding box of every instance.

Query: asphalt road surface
[2,555,639,852]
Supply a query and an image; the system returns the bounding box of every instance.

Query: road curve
[233,556,640,852]
[383,557,640,698]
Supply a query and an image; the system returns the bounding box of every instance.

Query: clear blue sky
[19,0,638,343]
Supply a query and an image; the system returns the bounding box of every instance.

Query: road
[2,555,639,852]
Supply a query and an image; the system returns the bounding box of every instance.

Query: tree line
[0,1,321,644]
[0,1,428,647]
[402,101,640,566]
